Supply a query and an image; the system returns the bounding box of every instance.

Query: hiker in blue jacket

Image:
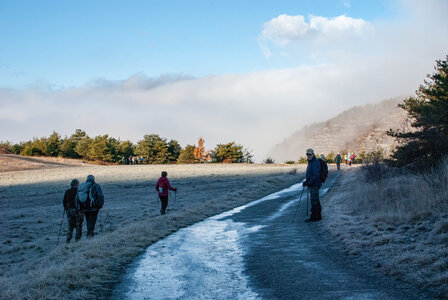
[302,148,322,222]
[76,175,104,237]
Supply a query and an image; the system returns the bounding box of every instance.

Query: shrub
[263,157,275,164]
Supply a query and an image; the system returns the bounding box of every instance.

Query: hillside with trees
[268,97,408,163]
[1,133,253,165]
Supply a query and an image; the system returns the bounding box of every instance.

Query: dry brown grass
[323,160,448,298]
[0,163,304,299]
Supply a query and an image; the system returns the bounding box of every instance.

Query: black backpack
[318,158,329,183]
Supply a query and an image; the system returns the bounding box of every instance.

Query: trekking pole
[100,212,109,232]
[98,210,103,232]
[56,209,66,246]
[172,191,177,208]
[292,187,306,223]
[306,187,309,217]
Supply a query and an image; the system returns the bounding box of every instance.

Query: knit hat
[86,174,95,182]
[70,179,79,187]
[306,148,314,155]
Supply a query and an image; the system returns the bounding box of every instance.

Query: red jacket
[155,177,175,196]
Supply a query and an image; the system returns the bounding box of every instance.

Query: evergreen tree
[117,140,135,162]
[88,135,118,162]
[135,134,169,164]
[21,138,47,156]
[243,148,254,163]
[46,131,61,157]
[167,139,182,163]
[212,142,244,163]
[60,129,87,158]
[177,145,196,164]
[60,137,80,158]
[387,55,448,168]
[75,135,92,159]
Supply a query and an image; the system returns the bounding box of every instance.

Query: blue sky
[1,0,447,161]
[1,0,396,88]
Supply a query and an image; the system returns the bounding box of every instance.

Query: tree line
[1,130,254,164]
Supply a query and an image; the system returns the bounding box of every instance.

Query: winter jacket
[334,154,342,164]
[305,156,322,187]
[156,177,175,196]
[63,187,78,211]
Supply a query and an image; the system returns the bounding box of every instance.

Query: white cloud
[261,14,371,48]
[261,14,310,46]
[309,15,369,36]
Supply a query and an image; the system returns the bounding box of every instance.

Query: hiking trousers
[85,211,99,237]
[67,209,83,242]
[309,186,322,219]
[159,195,168,213]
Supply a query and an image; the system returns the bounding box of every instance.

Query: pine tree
[387,55,448,168]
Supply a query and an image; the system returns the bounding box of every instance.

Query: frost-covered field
[0,162,303,299]
[323,163,448,298]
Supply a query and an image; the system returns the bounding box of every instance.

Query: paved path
[113,172,430,299]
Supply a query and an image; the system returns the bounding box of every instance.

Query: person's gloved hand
[174,188,177,192]
[302,181,308,187]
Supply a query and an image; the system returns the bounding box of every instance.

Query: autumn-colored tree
[194,137,208,163]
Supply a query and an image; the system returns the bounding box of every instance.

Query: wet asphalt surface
[224,173,429,299]
[114,172,433,299]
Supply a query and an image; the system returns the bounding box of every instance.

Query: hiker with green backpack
[76,174,104,237]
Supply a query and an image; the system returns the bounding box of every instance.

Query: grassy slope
[322,163,448,298]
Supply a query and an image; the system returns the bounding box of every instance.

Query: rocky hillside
[268,97,409,162]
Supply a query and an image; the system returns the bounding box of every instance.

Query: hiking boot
[160,209,165,215]
[305,216,322,222]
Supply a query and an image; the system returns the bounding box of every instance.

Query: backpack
[318,158,329,183]
[77,182,92,206]
[77,182,104,209]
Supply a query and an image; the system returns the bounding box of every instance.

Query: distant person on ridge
[76,175,104,237]
[302,148,322,222]
[63,179,83,243]
[347,153,352,166]
[320,152,325,161]
[335,152,342,170]
[156,171,177,215]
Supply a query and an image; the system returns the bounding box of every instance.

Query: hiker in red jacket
[155,171,177,215]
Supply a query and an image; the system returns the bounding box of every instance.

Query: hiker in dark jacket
[76,174,104,237]
[63,179,83,243]
[303,148,322,222]
[335,153,342,170]
[156,171,177,215]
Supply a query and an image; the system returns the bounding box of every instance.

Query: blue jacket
[306,156,322,187]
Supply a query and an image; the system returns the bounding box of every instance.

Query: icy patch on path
[113,183,304,300]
